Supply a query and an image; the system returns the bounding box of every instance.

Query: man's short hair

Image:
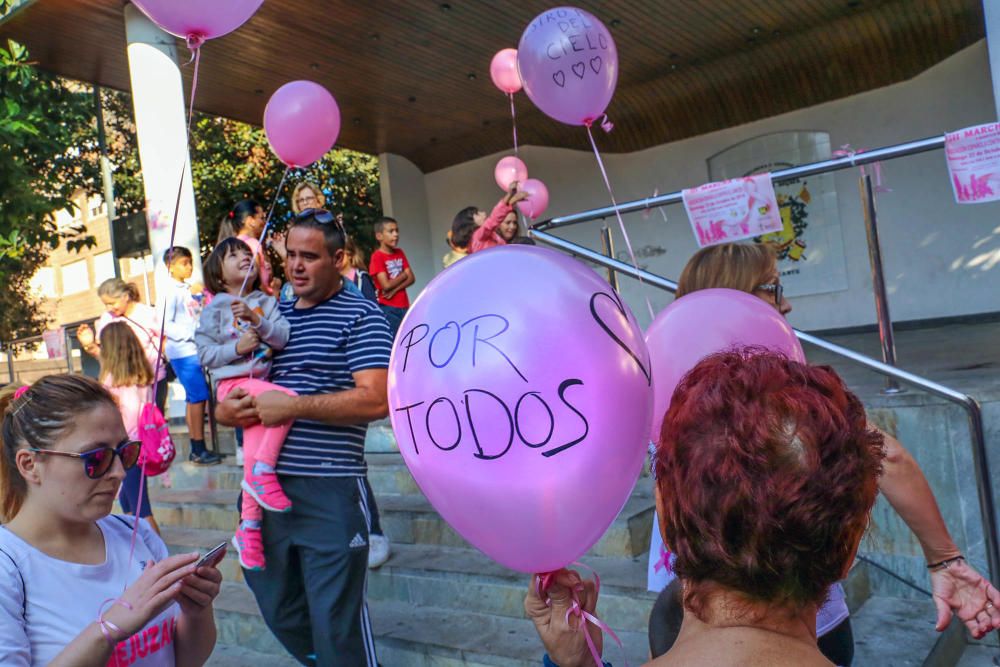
[290,211,346,258]
[373,216,397,236]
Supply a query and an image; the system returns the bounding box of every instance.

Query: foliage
[0,39,97,342]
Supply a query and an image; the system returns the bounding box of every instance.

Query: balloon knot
[186,34,205,51]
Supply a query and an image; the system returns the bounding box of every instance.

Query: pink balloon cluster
[131,0,265,42]
[517,7,619,126]
[264,81,341,168]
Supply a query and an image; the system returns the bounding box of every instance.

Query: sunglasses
[296,208,346,233]
[755,281,784,305]
[29,440,142,479]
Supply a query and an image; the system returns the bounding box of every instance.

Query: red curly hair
[655,349,885,619]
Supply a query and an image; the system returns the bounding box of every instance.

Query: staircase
[151,417,984,666]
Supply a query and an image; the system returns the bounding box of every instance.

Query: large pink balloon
[495,156,529,191]
[131,0,264,41]
[388,246,653,573]
[516,178,550,219]
[490,48,522,94]
[517,7,619,126]
[645,289,805,441]
[264,81,341,168]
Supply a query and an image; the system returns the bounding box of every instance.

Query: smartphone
[196,541,228,569]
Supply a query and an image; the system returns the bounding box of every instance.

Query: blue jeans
[380,305,407,338]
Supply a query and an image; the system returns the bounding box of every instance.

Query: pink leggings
[217,377,296,522]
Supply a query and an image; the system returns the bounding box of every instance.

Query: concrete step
[152,460,243,492]
[213,581,648,666]
[205,643,300,666]
[148,486,654,559]
[850,595,958,667]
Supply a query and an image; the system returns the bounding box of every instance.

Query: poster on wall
[682,174,784,247]
[707,131,849,297]
[945,122,1000,204]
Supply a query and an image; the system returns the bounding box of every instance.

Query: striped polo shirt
[271,285,392,477]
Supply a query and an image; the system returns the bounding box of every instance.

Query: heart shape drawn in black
[552,70,566,87]
[590,291,651,386]
[572,62,586,79]
[590,56,602,74]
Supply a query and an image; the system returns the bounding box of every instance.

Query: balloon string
[185,40,202,135]
[509,92,519,156]
[239,166,292,298]
[585,124,655,321]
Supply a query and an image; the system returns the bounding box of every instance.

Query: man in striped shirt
[217,210,391,666]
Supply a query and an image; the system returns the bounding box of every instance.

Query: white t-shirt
[0,515,178,667]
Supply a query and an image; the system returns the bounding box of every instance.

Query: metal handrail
[533,135,946,231]
[531,228,1000,589]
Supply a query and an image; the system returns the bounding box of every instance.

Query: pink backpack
[137,403,176,476]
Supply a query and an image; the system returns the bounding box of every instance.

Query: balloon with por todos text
[490,48,523,94]
[645,288,805,442]
[387,246,653,573]
[515,178,550,219]
[263,81,341,168]
[131,0,265,42]
[495,156,529,191]
[517,6,619,126]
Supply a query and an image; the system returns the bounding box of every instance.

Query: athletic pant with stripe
[244,475,378,666]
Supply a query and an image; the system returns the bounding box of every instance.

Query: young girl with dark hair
[194,238,293,572]
[217,199,281,295]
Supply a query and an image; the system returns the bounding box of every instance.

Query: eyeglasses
[295,208,346,234]
[755,281,784,305]
[29,440,141,479]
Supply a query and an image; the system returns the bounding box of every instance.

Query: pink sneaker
[232,527,265,571]
[242,473,292,513]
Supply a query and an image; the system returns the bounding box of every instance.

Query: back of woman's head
[97,278,140,303]
[654,349,884,618]
[217,199,261,242]
[99,322,154,388]
[1,375,116,521]
[344,236,367,270]
[676,243,776,298]
[204,237,259,295]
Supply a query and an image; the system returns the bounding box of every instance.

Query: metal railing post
[64,328,74,373]
[858,175,902,394]
[4,344,13,383]
[599,226,618,291]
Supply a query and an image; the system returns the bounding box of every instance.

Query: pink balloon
[495,156,529,191]
[264,81,341,168]
[645,289,805,441]
[131,0,264,41]
[387,246,653,573]
[517,7,619,126]
[490,48,523,94]
[516,178,550,219]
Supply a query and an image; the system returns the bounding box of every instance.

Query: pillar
[123,2,203,291]
[985,0,1000,120]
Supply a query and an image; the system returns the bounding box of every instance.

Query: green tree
[0,39,97,343]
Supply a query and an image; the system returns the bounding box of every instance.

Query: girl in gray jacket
[194,237,292,571]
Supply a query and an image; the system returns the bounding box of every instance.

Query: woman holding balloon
[644,243,1000,664]
[468,183,529,253]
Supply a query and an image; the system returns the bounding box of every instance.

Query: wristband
[97,598,134,646]
[927,555,964,572]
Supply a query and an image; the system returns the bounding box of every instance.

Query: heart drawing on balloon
[552,70,566,87]
[572,62,586,79]
[590,291,651,386]
[590,56,602,74]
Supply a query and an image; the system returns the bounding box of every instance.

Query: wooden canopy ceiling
[0,0,985,172]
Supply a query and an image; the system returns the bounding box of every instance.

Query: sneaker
[234,446,244,466]
[242,473,292,513]
[232,527,265,571]
[368,533,390,569]
[189,450,222,465]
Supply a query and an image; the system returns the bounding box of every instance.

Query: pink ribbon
[583,122,655,321]
[509,93,519,156]
[653,545,672,574]
[832,144,891,193]
[537,564,628,667]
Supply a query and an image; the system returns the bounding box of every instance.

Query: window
[61,260,90,294]
[127,256,153,277]
[88,195,105,219]
[54,208,76,229]
[93,252,116,284]
[29,267,57,298]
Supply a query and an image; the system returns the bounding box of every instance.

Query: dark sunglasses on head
[295,208,344,230]
[29,440,142,479]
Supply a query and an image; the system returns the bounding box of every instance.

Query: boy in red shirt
[369,216,415,337]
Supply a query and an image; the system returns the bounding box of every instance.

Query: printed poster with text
[707,131,849,298]
[945,122,1000,204]
[682,173,783,248]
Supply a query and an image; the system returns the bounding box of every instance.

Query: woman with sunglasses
[99,322,160,535]
[0,375,221,666]
[645,242,1000,665]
